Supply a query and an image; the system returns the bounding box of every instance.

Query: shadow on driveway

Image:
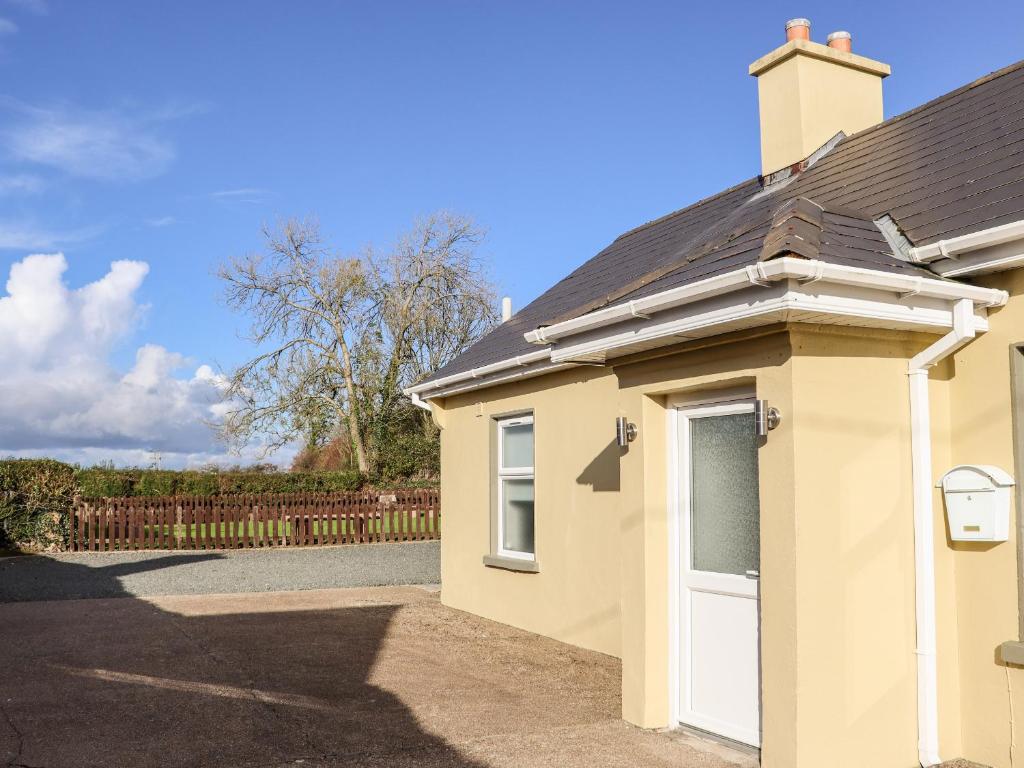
[0,554,486,767]
[0,553,226,602]
[0,541,440,603]
[0,557,750,768]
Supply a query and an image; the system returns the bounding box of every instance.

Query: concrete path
[0,541,440,602]
[0,586,754,768]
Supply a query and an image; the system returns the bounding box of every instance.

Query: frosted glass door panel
[689,413,760,575]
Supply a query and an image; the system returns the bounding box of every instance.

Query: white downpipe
[908,297,976,767]
[409,392,432,412]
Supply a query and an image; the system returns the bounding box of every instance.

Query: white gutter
[907,297,977,767]
[422,361,577,400]
[404,349,551,397]
[547,289,990,364]
[524,257,1003,345]
[407,257,1005,402]
[908,219,1024,263]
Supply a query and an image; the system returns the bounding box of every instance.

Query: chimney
[501,296,513,322]
[826,30,852,53]
[785,18,811,41]
[749,20,890,176]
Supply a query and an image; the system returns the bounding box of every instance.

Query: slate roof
[423,59,1024,386]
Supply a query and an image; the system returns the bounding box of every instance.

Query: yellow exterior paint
[432,274,1024,766]
[613,330,795,757]
[749,39,889,175]
[438,367,624,657]
[786,327,921,767]
[935,268,1024,768]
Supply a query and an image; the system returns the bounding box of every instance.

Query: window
[497,415,535,560]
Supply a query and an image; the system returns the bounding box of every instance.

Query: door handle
[745,570,760,579]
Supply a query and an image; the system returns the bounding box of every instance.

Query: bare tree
[364,212,497,419]
[218,212,498,476]
[218,218,371,471]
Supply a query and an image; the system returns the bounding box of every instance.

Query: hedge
[76,468,366,498]
[0,460,374,551]
[0,459,78,551]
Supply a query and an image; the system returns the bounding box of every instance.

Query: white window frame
[496,414,535,561]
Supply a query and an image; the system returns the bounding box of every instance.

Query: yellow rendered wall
[754,47,885,175]
[613,326,927,767]
[613,329,797,767]
[436,367,623,658]
[943,269,1024,767]
[786,326,923,767]
[433,323,954,768]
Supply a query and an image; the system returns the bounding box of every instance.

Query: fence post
[61,489,440,552]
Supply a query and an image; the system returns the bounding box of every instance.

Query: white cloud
[0,252,275,468]
[3,0,47,15]
[211,187,270,204]
[0,17,17,35]
[145,215,175,228]
[0,173,44,194]
[3,102,177,181]
[0,219,104,250]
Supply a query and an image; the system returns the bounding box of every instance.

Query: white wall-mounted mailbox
[937,464,1015,542]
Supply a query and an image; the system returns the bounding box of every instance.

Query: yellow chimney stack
[750,20,890,176]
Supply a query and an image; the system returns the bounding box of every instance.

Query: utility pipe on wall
[409,392,432,412]
[908,298,977,767]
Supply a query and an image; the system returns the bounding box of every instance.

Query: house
[406,19,1024,768]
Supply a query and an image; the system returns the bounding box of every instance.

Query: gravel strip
[0,541,440,603]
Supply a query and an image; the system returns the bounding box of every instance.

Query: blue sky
[1,0,1022,467]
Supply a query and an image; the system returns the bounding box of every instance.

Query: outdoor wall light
[615,416,638,448]
[755,399,782,436]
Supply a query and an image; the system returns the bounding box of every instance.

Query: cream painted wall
[941,269,1024,768]
[613,329,797,767]
[928,364,967,760]
[751,41,887,175]
[787,326,922,767]
[437,366,624,658]
[432,314,1021,768]
[609,326,927,768]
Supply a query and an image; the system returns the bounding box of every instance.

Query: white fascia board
[408,257,1006,402]
[523,268,755,345]
[524,257,1005,346]
[404,349,550,396]
[929,237,1024,277]
[548,283,989,364]
[420,361,577,400]
[909,218,1024,263]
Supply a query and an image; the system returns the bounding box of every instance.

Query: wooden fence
[70,490,439,552]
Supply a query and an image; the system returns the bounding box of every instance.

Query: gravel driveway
[0,541,439,602]
[0,585,756,768]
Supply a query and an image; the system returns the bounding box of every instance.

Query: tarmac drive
[0,584,757,768]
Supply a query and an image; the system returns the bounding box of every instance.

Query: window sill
[1001,641,1024,665]
[482,554,539,573]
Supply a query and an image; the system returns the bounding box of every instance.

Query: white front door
[675,400,761,747]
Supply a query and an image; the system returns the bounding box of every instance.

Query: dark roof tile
[423,59,1024,385]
